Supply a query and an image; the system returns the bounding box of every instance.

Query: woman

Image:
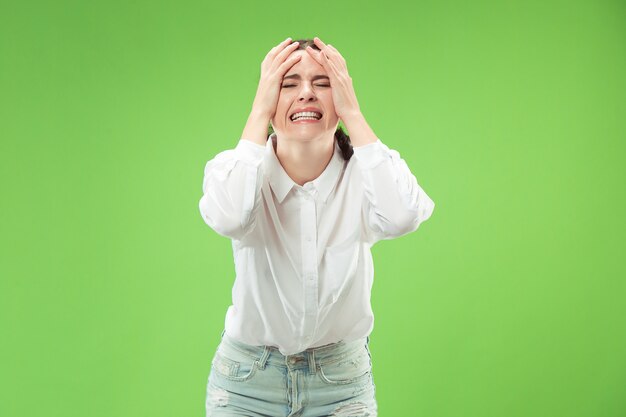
[199,37,435,417]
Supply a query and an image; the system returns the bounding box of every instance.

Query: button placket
[299,189,318,343]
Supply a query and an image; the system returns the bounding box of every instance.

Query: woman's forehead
[284,51,326,78]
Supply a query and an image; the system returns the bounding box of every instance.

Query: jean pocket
[211,350,259,382]
[318,346,372,385]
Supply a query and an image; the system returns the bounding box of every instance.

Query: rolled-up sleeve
[199,139,265,240]
[352,139,435,242]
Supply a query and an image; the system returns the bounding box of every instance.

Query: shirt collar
[264,133,344,204]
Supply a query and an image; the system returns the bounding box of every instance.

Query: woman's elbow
[198,194,246,239]
[391,199,436,236]
[419,197,435,223]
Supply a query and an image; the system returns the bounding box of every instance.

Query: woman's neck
[274,134,335,186]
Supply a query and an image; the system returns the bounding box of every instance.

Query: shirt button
[305,236,312,242]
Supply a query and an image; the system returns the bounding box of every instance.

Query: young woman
[199,37,435,417]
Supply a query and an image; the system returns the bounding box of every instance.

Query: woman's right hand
[250,38,302,119]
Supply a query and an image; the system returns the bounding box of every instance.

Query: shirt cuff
[351,139,387,169]
[235,139,266,165]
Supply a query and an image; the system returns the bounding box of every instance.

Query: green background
[1,0,625,416]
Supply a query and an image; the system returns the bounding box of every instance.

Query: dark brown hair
[268,38,354,161]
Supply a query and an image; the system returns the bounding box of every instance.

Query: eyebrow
[282,74,330,81]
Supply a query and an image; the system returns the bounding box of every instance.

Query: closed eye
[281,84,331,88]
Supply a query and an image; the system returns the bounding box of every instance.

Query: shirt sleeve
[198,139,265,240]
[352,139,435,243]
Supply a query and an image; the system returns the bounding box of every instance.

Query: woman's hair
[268,38,354,161]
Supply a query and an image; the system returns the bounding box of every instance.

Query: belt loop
[258,346,271,370]
[308,349,316,375]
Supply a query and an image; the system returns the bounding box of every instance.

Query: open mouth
[290,111,323,122]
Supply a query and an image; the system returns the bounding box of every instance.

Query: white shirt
[199,133,435,355]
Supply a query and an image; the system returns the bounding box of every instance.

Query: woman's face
[271,50,339,142]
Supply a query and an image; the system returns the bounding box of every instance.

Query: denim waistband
[218,331,370,374]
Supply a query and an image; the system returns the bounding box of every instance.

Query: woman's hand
[251,38,302,119]
[241,38,301,145]
[306,37,378,147]
[305,37,361,121]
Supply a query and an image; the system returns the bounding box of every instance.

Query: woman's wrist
[340,111,378,148]
[241,110,271,146]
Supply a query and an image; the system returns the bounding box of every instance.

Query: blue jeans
[205,331,378,416]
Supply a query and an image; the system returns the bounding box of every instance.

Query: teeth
[291,111,322,121]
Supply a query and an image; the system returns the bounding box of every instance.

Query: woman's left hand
[306,37,361,121]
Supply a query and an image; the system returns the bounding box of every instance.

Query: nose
[297,82,317,102]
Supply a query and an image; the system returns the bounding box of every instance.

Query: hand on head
[304,37,361,121]
[250,37,302,120]
[250,37,361,125]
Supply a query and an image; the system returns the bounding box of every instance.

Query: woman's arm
[353,137,435,242]
[344,112,435,241]
[199,140,265,240]
[241,37,302,146]
[307,38,435,242]
[199,38,302,240]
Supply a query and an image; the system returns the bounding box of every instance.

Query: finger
[315,51,341,86]
[327,59,342,77]
[267,37,295,59]
[276,40,299,59]
[324,43,348,69]
[321,51,341,76]
[307,46,336,81]
[326,44,342,59]
[313,37,335,60]
[278,37,293,48]
[276,56,303,85]
[272,41,300,68]
[305,46,324,66]
[278,53,302,74]
[313,38,345,70]
[268,37,291,54]
[313,37,327,49]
